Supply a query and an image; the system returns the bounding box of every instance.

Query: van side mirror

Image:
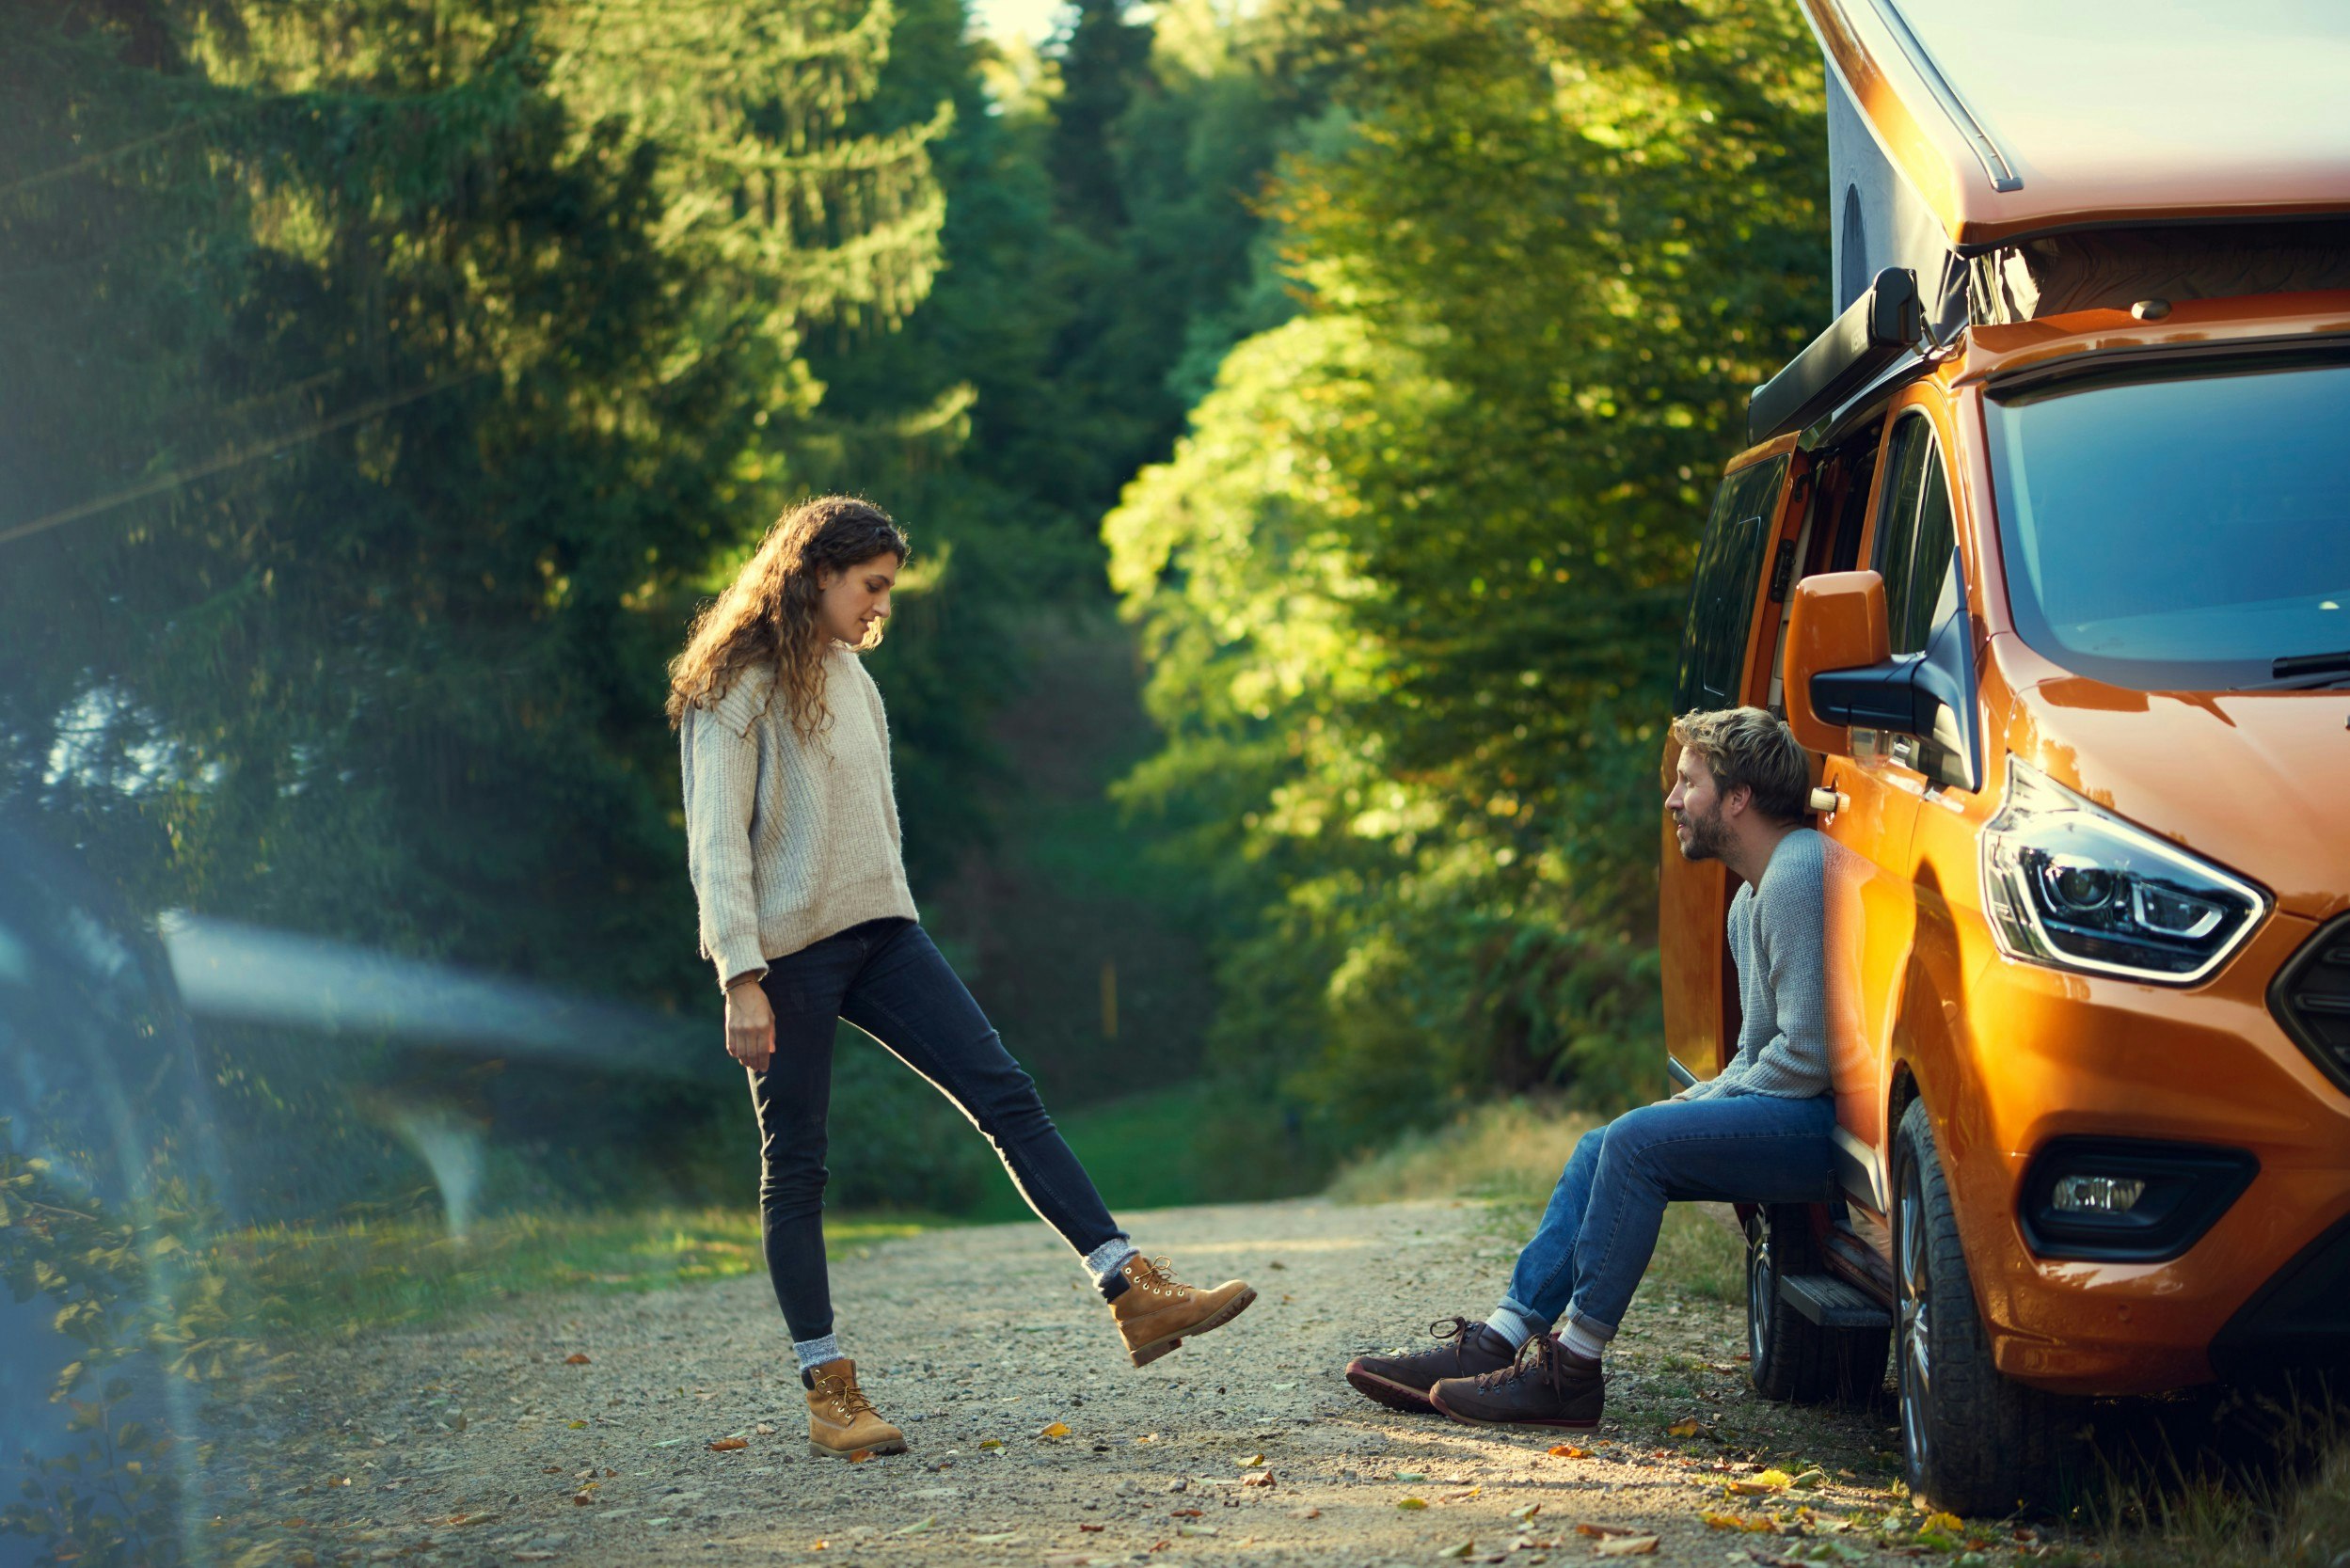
[1785,571,1892,753]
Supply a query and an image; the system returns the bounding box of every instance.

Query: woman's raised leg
[839,918,1255,1366]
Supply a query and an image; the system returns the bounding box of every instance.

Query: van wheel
[1747,1204,1891,1404]
[1894,1099,2064,1514]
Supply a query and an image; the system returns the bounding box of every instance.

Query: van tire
[1746,1204,1891,1405]
[1894,1099,2065,1515]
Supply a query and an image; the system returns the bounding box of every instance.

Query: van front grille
[2270,915,2350,1095]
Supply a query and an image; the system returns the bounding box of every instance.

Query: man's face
[1665,746,1731,863]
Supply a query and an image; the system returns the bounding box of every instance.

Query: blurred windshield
[1985,353,2350,690]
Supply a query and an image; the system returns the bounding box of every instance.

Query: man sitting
[1343,706,1838,1430]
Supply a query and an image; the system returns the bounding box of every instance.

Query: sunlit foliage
[1109,0,1825,1148]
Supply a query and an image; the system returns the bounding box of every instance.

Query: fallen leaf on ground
[754,1423,775,1436]
[1039,1422,1071,1441]
[1288,1508,1321,1520]
[1548,1444,1592,1459]
[1512,1504,1542,1524]
[1920,1512,1963,1535]
[1236,1451,1265,1467]
[1595,1535,1659,1557]
[707,1438,748,1452]
[1701,1512,1777,1533]
[1575,1524,1643,1539]
[569,1492,594,1506]
[978,1438,1004,1450]
[1170,1509,1203,1519]
[1397,1497,1429,1511]
[1438,1544,1476,1560]
[1393,1470,1426,1482]
[566,1420,588,1430]
[1790,1469,1826,1490]
[1666,1418,1704,1438]
[1241,1472,1274,1489]
[972,1530,1023,1544]
[1726,1480,1780,1497]
[1442,1486,1482,1502]
[848,1449,874,1464]
[564,1354,590,1365]
[894,1516,935,1536]
[1079,1523,1105,1532]
[1176,1525,1218,1537]
[1753,1468,1795,1488]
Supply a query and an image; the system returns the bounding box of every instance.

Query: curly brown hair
[664,496,910,739]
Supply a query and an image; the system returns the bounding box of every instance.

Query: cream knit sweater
[679,644,918,990]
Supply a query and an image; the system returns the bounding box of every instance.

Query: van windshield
[1985,354,2350,691]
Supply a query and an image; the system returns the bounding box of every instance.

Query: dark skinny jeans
[748,916,1123,1342]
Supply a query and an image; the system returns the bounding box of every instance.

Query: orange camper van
[1660,0,2350,1516]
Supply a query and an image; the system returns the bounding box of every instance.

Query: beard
[1675,802,1728,863]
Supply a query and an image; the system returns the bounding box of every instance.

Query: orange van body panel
[1678,297,2350,1398]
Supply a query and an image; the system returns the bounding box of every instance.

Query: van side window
[1873,414,1957,655]
[1675,456,1787,712]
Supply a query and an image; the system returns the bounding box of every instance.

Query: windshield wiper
[2245,648,2350,690]
[2275,648,2350,680]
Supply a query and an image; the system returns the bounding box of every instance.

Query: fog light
[2051,1175,2146,1213]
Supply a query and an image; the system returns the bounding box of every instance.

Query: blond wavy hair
[1669,705,1812,824]
[665,496,910,739]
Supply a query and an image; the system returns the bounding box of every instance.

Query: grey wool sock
[1086,1236,1139,1301]
[793,1333,842,1379]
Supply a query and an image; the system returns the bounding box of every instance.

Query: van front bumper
[1954,911,2350,1394]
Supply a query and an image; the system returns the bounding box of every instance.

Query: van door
[1662,448,1795,1089]
[1809,403,1960,1233]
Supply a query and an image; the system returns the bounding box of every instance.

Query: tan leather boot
[804,1358,907,1459]
[1108,1254,1256,1367]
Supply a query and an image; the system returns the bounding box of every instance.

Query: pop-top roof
[1803,0,2350,255]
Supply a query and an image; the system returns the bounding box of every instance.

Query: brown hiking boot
[1428,1333,1603,1430]
[804,1358,907,1458]
[1344,1317,1519,1415]
[1108,1254,1256,1367]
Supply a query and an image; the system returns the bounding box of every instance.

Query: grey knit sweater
[679,645,918,990]
[1684,827,1832,1101]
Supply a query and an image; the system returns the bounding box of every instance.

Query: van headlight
[1980,759,2267,985]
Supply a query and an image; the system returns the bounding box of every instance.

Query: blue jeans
[749,917,1124,1342]
[1501,1092,1836,1341]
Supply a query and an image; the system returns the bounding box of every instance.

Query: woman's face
[814,552,900,648]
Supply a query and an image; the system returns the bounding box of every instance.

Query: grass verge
[215,1206,942,1342]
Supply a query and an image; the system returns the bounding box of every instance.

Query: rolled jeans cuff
[1564,1306,1619,1341]
[1495,1297,1552,1336]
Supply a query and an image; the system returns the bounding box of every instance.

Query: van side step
[1777,1272,1893,1330]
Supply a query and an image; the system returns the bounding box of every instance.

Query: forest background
[0,0,1827,1231]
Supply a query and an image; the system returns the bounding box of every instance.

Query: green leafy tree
[1109,0,1826,1151]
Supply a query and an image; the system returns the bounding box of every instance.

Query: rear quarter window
[1675,456,1788,713]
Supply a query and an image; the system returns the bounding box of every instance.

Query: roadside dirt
[222,1199,2049,1566]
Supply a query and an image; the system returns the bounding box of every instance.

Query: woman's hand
[725,976,776,1072]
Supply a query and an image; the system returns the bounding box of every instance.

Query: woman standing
[670,496,1254,1460]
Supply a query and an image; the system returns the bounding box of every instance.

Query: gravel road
[228,1198,2043,1567]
